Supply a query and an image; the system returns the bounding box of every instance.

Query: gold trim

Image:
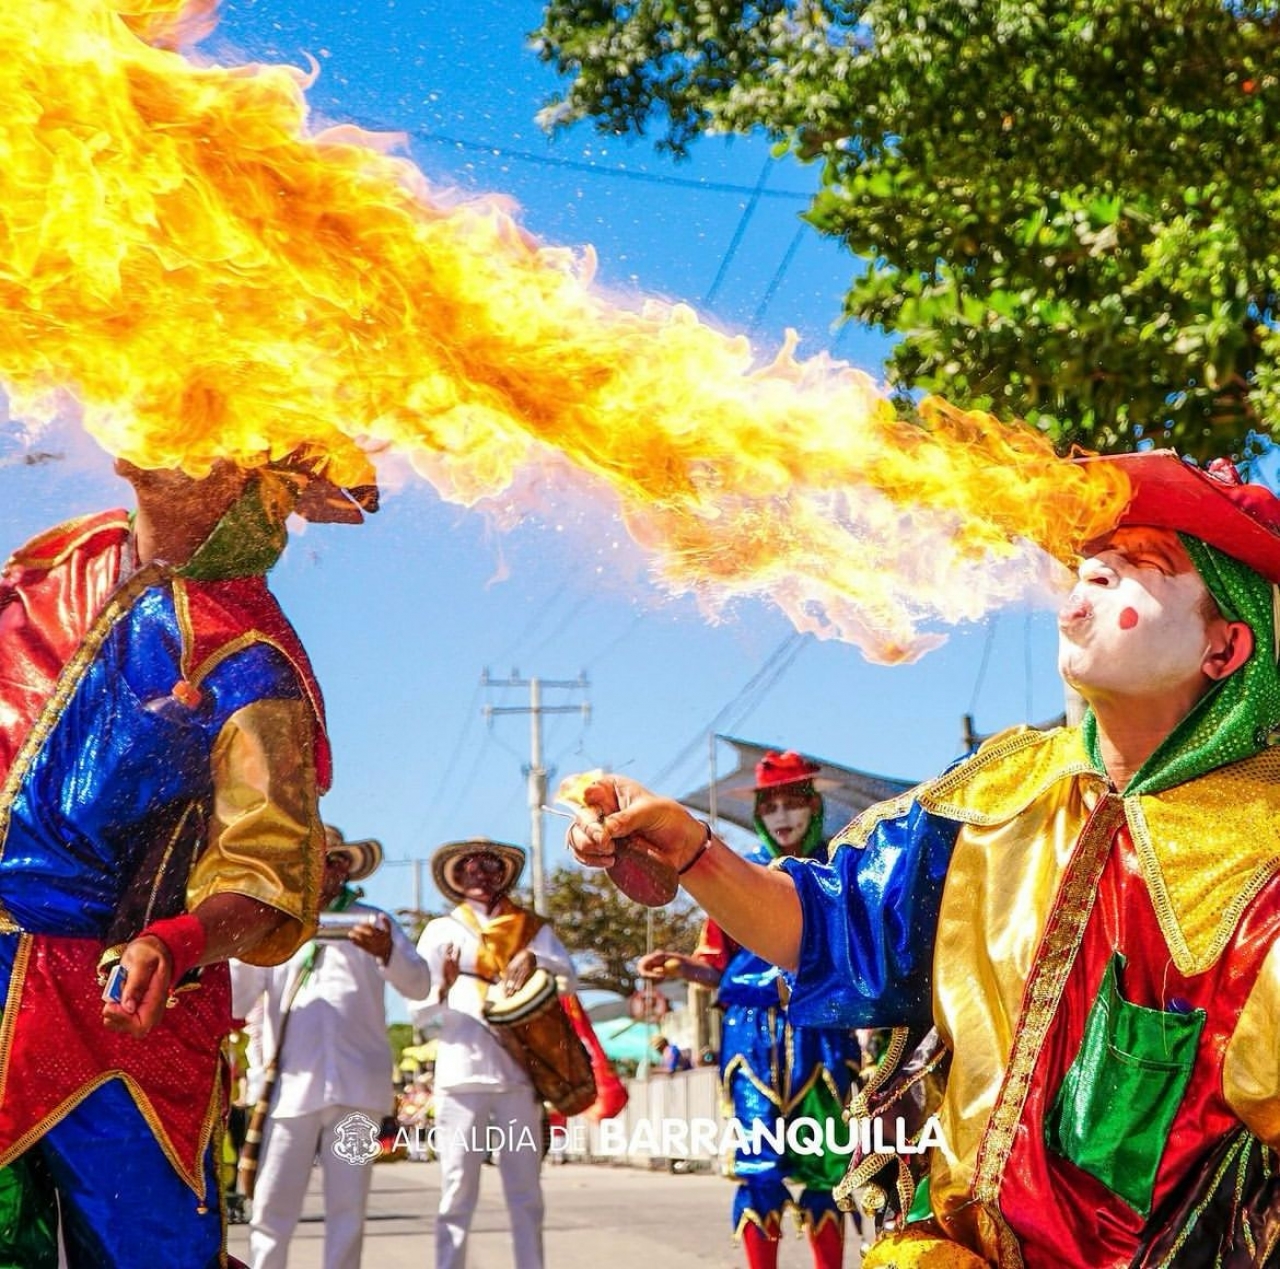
[0,932,217,1197]
[969,795,1123,1263]
[172,577,195,682]
[1126,797,1280,976]
[188,630,325,748]
[1143,1133,1247,1269]
[722,1052,785,1110]
[141,802,198,928]
[0,1067,219,1198]
[5,512,129,571]
[0,935,33,1110]
[0,565,164,864]
[830,792,916,851]
[918,728,1096,828]
[848,1026,910,1114]
[732,1204,787,1239]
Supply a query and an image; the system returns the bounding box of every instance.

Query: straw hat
[323,825,383,881]
[431,838,526,904]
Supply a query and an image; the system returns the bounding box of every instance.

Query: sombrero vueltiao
[1079,451,1280,583]
[323,825,383,882]
[432,838,526,905]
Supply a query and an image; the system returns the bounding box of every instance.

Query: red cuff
[139,914,207,985]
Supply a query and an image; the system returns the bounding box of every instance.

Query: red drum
[484,969,597,1116]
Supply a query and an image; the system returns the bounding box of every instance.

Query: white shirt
[407,900,576,1095]
[231,900,433,1118]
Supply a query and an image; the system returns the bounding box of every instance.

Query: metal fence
[562,1066,727,1169]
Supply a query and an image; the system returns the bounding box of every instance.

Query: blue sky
[0,0,1070,943]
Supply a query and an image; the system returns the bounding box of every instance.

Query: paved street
[229,1157,870,1267]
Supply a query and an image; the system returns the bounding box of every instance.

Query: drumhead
[484,968,556,1025]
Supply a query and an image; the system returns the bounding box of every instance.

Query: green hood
[1083,535,1280,796]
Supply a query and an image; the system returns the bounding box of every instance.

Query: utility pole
[482,669,590,915]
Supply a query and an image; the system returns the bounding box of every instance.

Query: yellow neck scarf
[452,899,544,981]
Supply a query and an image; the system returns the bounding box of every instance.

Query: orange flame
[554,770,606,809]
[0,0,1133,660]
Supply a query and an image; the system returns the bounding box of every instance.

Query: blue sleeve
[777,798,960,1030]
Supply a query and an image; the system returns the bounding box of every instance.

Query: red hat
[1079,451,1280,583]
[754,750,823,792]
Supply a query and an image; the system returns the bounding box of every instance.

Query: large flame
[0,0,1132,660]
[554,770,606,810]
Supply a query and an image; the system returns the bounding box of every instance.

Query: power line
[748,224,807,333]
[723,635,810,735]
[522,592,597,666]
[703,156,774,307]
[436,728,501,831]
[967,616,999,718]
[493,578,571,668]
[414,677,485,840]
[647,632,806,789]
[344,115,813,202]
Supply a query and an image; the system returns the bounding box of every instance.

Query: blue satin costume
[709,842,863,1237]
[777,799,959,1034]
[0,511,325,1269]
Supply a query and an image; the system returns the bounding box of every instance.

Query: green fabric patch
[178,478,288,581]
[1045,953,1204,1215]
[0,1152,59,1268]
[785,1076,848,1192]
[1083,535,1280,796]
[906,1172,932,1224]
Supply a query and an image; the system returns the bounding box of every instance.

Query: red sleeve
[693,918,736,973]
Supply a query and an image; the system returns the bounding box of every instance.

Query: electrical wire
[342,116,813,201]
[703,156,774,307]
[967,616,999,719]
[748,224,807,333]
[647,632,806,788]
[492,578,571,668]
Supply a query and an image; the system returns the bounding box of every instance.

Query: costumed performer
[566,452,1280,1268]
[640,750,860,1269]
[0,453,375,1268]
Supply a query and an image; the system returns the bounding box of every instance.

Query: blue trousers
[0,1077,227,1268]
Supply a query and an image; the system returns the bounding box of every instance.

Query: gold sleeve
[187,698,323,966]
[1223,939,1280,1147]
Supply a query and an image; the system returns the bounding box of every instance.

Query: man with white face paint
[639,752,860,1269]
[567,453,1280,1268]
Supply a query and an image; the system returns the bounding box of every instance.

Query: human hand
[436,943,461,1002]
[637,950,684,981]
[349,914,392,964]
[504,949,537,993]
[101,936,173,1038]
[565,774,708,873]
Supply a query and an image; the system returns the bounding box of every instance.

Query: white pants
[248,1104,377,1269]
[435,1086,545,1269]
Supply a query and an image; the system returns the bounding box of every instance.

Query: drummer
[407,838,577,1269]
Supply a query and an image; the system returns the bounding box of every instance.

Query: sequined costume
[782,721,1280,1268]
[772,457,1280,1267]
[700,837,862,1243]
[0,509,328,1268]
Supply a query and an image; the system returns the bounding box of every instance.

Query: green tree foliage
[534,1,1280,461]
[387,1021,415,1062]
[540,864,704,997]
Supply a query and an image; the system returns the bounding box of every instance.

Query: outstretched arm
[637,949,723,989]
[567,775,803,970]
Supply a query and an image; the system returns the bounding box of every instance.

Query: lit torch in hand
[549,770,678,907]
